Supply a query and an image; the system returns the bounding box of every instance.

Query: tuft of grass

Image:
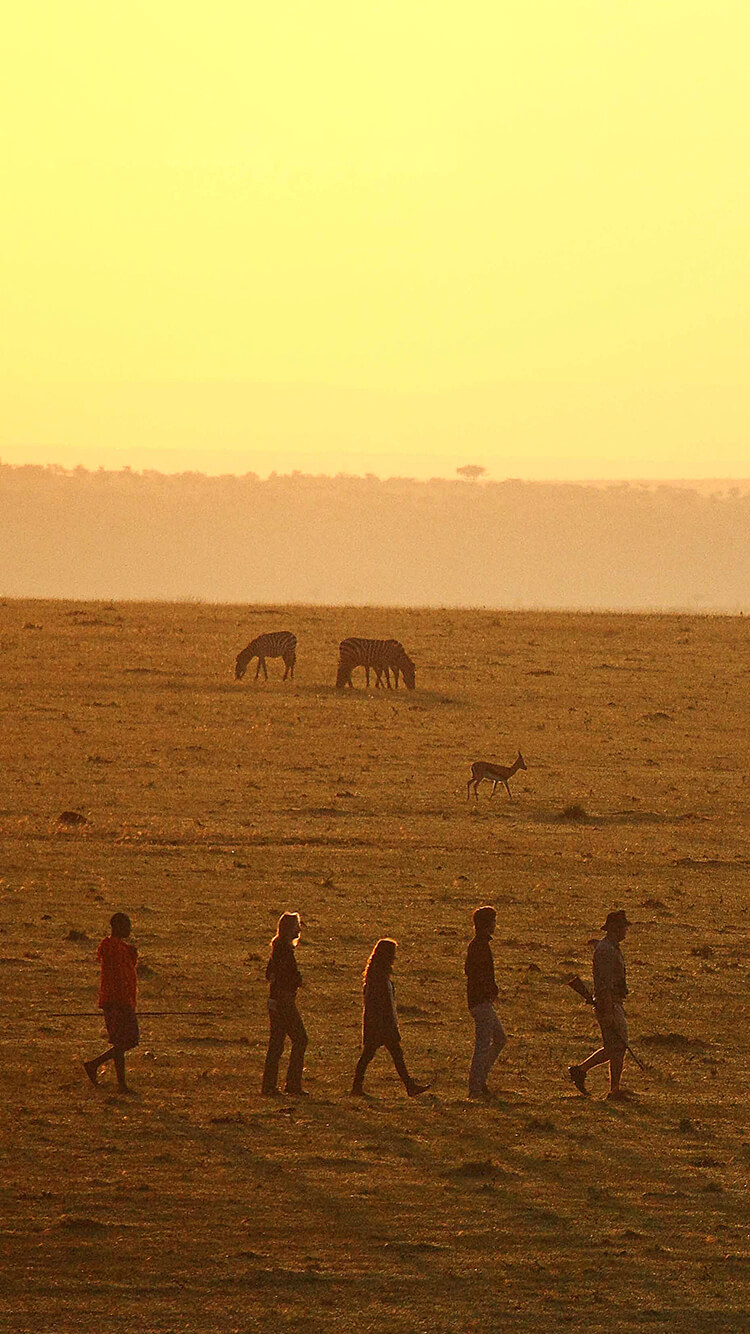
[642,1033,708,1052]
[55,1216,109,1233]
[558,803,589,822]
[525,1116,556,1132]
[452,1159,497,1179]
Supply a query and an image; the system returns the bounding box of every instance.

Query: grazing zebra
[336,638,416,691]
[235,631,297,681]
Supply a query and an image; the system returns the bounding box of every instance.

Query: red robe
[98,936,138,1009]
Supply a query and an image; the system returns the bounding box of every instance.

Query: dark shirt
[465,936,499,1009]
[593,937,628,1004]
[362,971,400,1045]
[266,940,302,1000]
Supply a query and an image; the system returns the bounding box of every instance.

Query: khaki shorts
[596,1002,628,1056]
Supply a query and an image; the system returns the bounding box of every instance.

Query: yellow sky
[2,1,749,479]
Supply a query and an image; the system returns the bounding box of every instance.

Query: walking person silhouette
[569,909,632,1099]
[83,912,139,1094]
[465,905,507,1099]
[351,938,430,1098]
[261,912,308,1097]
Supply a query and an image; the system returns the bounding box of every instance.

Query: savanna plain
[1,602,750,1334]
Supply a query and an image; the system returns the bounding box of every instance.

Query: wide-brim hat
[602,908,631,932]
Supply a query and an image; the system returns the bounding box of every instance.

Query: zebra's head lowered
[400,654,416,690]
[235,636,262,679]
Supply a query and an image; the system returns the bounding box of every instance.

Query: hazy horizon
[4,456,750,490]
[4,462,750,610]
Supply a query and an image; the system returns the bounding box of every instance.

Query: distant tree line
[1,462,749,610]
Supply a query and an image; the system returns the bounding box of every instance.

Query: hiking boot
[407,1081,431,1098]
[568,1065,588,1096]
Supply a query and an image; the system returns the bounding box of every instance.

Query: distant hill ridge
[2,463,749,609]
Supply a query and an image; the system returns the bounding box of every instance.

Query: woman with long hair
[261,911,308,1096]
[351,938,429,1097]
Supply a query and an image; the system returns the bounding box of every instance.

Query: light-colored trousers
[468,1001,507,1094]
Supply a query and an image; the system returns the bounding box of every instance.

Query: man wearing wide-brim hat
[569,909,632,1100]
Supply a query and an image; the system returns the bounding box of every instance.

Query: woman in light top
[261,911,308,1096]
[351,938,429,1098]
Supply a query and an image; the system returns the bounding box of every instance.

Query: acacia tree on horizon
[456,464,487,481]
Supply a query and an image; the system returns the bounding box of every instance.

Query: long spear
[566,974,646,1071]
[34,1010,221,1018]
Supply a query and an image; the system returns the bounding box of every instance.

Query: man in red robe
[83,912,139,1093]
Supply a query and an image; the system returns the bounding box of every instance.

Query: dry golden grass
[1,600,750,1332]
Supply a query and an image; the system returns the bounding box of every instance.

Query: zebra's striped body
[336,638,416,691]
[235,631,297,681]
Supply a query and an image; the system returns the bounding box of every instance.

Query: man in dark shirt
[465,905,506,1098]
[569,908,631,1099]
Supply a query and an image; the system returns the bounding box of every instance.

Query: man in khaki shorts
[569,909,631,1100]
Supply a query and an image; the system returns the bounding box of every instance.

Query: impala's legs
[262,658,269,681]
[365,666,371,687]
[504,781,512,800]
[254,659,262,680]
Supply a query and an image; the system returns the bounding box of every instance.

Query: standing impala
[467,751,527,801]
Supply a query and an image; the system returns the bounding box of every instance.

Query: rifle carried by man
[566,909,643,1098]
[566,974,645,1070]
